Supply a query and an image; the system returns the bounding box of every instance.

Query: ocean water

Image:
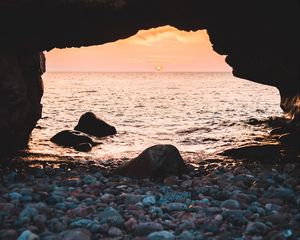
[29,72,282,162]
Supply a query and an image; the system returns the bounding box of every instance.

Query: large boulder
[74,112,116,138]
[115,145,186,178]
[50,130,94,148]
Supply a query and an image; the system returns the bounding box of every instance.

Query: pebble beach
[1,155,299,240]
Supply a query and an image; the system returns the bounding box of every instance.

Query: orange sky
[46,26,231,72]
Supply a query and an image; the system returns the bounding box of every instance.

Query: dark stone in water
[220,144,281,160]
[73,143,93,152]
[115,144,186,178]
[75,112,116,137]
[50,130,94,147]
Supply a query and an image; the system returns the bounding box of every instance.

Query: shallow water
[29,72,282,162]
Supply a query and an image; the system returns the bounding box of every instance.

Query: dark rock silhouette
[220,144,281,161]
[50,130,94,148]
[115,145,186,178]
[0,0,299,153]
[74,112,116,138]
[73,142,93,152]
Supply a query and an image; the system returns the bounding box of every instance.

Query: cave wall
[0,0,299,153]
[0,51,44,153]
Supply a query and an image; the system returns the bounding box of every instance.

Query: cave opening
[26,26,282,160]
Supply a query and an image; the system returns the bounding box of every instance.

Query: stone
[163,203,188,212]
[159,192,191,204]
[245,221,269,235]
[142,196,156,207]
[220,144,281,160]
[70,219,94,228]
[17,230,39,240]
[108,226,123,237]
[147,231,175,240]
[221,199,241,210]
[0,229,18,239]
[115,145,186,178]
[8,192,23,201]
[74,112,116,137]
[98,207,124,227]
[50,130,94,147]
[134,222,164,236]
[59,229,91,240]
[73,143,93,152]
[124,217,137,232]
[82,175,97,185]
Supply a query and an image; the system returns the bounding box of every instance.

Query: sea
[28,72,282,163]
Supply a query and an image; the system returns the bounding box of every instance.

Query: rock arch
[0,0,299,153]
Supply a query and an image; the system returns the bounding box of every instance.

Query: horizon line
[46,70,232,73]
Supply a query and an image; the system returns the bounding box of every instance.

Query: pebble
[245,221,269,235]
[17,230,39,240]
[59,229,91,240]
[164,203,188,212]
[98,207,124,227]
[159,192,191,204]
[82,175,97,185]
[221,199,241,210]
[134,222,164,236]
[143,196,156,206]
[108,226,123,237]
[147,230,175,240]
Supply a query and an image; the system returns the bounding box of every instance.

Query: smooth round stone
[245,221,269,235]
[134,222,163,236]
[124,218,138,232]
[98,207,124,227]
[100,193,115,203]
[70,219,94,228]
[108,226,123,237]
[221,199,241,210]
[17,230,39,240]
[59,229,91,240]
[0,229,18,239]
[8,192,22,201]
[164,203,188,212]
[143,196,156,207]
[82,175,97,185]
[147,230,175,240]
[177,230,194,240]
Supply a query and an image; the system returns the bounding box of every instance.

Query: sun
[155,66,163,71]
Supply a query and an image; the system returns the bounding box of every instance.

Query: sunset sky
[46,26,231,72]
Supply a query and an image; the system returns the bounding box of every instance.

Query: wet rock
[264,187,295,201]
[73,143,92,152]
[245,221,269,235]
[17,230,39,240]
[59,229,91,240]
[98,207,124,227]
[74,112,116,137]
[134,222,163,236]
[221,199,241,210]
[177,230,195,240]
[115,145,186,178]
[147,230,175,240]
[220,144,281,160]
[221,210,248,225]
[50,130,94,147]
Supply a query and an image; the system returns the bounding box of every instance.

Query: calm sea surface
[29,72,282,162]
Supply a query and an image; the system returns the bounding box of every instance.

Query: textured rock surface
[115,144,186,178]
[0,0,299,153]
[0,51,44,154]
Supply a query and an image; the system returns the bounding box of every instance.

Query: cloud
[126,26,210,46]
